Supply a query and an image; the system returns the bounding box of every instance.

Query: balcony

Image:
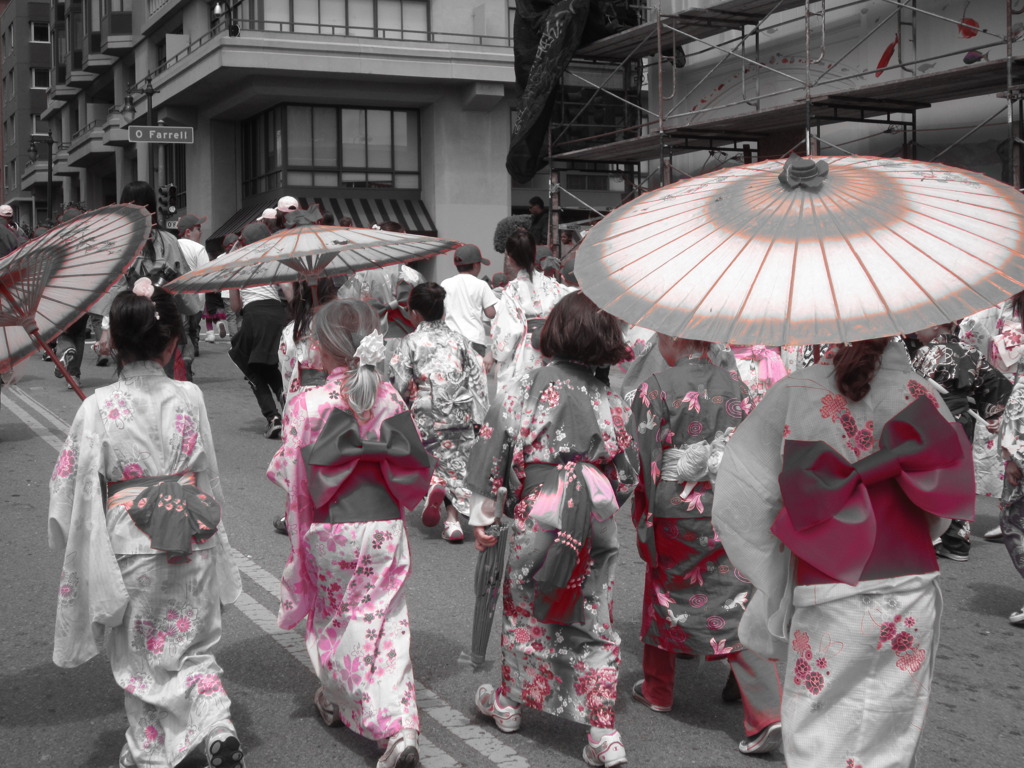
[103,105,131,147]
[66,50,96,87]
[67,120,110,166]
[101,12,133,54]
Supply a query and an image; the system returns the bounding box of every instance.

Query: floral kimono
[631,357,780,736]
[390,320,488,515]
[267,371,425,743]
[729,345,788,408]
[48,362,242,767]
[467,361,638,727]
[352,264,424,339]
[278,320,326,406]
[490,270,574,405]
[997,382,1024,581]
[714,342,974,768]
[961,304,1017,496]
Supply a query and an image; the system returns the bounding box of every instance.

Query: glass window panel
[394,174,419,189]
[404,1,429,39]
[294,0,319,29]
[314,171,339,186]
[366,110,391,168]
[287,106,313,166]
[342,109,366,168]
[393,111,418,171]
[367,173,392,188]
[321,0,346,29]
[349,0,374,37]
[264,0,290,25]
[342,172,367,187]
[378,0,401,36]
[288,171,313,185]
[313,107,338,167]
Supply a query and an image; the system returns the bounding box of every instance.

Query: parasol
[164,224,462,302]
[576,155,1024,345]
[0,204,152,399]
[470,488,509,670]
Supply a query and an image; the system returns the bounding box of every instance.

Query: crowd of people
[29,184,1024,768]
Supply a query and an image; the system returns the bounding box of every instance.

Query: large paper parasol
[576,155,1024,345]
[470,488,509,670]
[164,224,462,301]
[0,204,151,399]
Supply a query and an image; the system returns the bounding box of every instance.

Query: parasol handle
[30,328,86,401]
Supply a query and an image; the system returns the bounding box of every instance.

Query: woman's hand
[473,525,497,551]
[95,330,112,357]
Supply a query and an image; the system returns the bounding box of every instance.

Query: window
[241,104,420,196]
[31,68,51,89]
[247,0,428,39]
[30,22,50,43]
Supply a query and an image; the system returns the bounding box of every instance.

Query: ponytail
[832,338,889,402]
[311,298,382,420]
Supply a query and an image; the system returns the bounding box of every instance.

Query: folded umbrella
[470,487,509,670]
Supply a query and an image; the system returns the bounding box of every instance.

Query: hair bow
[354,330,387,368]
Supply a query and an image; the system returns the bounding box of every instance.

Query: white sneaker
[738,722,782,754]
[205,330,216,343]
[376,728,419,768]
[442,518,464,542]
[583,731,627,767]
[1010,606,1024,626]
[983,525,1003,541]
[476,684,521,733]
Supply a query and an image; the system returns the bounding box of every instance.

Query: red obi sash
[771,396,975,586]
[301,409,432,523]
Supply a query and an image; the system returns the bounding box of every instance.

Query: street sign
[128,126,195,144]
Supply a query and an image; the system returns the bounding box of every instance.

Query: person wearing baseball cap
[440,244,498,363]
[0,203,26,249]
[177,213,211,358]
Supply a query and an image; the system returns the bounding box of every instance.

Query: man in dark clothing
[528,196,548,245]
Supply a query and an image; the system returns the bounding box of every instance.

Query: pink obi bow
[301,410,432,514]
[771,396,974,585]
[731,344,788,386]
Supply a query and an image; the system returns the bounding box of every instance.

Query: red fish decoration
[875,34,899,77]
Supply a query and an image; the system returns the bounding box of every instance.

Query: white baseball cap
[0,204,13,218]
[276,195,300,213]
[258,208,278,221]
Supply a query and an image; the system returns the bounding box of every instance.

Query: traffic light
[157,184,178,219]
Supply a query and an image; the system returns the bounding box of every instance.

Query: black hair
[529,196,545,210]
[119,181,157,215]
[455,262,476,274]
[289,278,339,343]
[505,229,536,277]
[379,221,405,233]
[110,287,183,369]
[408,282,446,322]
[832,338,889,402]
[540,292,631,367]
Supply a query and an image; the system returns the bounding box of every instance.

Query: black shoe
[264,416,282,439]
[722,669,741,703]
[936,543,969,562]
[273,516,287,535]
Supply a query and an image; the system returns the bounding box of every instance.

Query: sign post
[128,126,195,144]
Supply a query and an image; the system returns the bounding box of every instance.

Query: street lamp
[125,77,160,183]
[212,1,241,36]
[27,132,55,223]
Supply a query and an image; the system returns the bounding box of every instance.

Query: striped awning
[208,195,436,239]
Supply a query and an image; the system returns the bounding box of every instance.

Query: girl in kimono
[490,229,575,405]
[49,281,245,768]
[469,292,638,768]
[267,298,433,768]
[714,338,975,768]
[390,282,489,542]
[278,278,339,405]
[629,335,783,755]
[729,344,788,408]
[911,321,1011,560]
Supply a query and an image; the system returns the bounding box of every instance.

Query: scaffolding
[547,0,1024,230]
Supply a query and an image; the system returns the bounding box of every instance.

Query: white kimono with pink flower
[266,370,419,741]
[48,361,241,767]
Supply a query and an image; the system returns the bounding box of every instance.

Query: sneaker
[273,516,288,535]
[983,525,1004,541]
[376,728,419,768]
[264,416,282,440]
[206,727,245,768]
[442,518,464,543]
[205,331,216,343]
[475,684,521,733]
[421,481,445,528]
[313,686,340,727]
[1010,606,1024,626]
[54,347,75,377]
[738,722,782,755]
[935,543,969,562]
[583,731,627,767]
[630,679,670,713]
[66,375,81,392]
[218,321,228,338]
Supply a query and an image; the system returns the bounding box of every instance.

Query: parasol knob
[778,155,829,191]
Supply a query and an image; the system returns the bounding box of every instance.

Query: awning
[208,195,437,240]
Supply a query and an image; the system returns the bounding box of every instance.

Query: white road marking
[8,385,528,768]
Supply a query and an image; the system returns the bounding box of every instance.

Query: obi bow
[302,410,432,516]
[771,396,974,586]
